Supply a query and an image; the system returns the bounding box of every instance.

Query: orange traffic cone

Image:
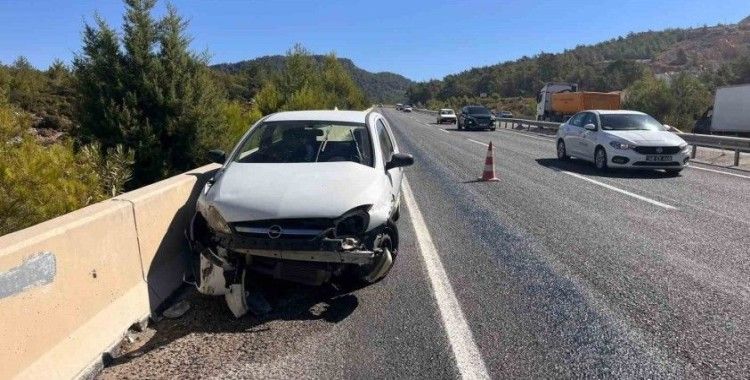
[480,141,500,181]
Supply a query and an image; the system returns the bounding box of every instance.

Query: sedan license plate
[646,155,672,162]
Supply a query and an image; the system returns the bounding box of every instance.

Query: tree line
[0,0,367,235]
[407,25,750,129]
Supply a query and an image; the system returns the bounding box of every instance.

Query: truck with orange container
[536,82,621,122]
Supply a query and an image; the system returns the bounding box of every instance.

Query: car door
[579,112,600,161]
[376,118,402,214]
[564,112,586,156]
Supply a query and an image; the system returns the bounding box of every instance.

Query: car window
[232,120,374,166]
[600,113,666,131]
[376,119,394,164]
[466,106,491,115]
[569,113,585,127]
[582,113,598,128]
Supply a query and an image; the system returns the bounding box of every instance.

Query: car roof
[264,110,369,124]
[439,108,454,111]
[590,110,647,116]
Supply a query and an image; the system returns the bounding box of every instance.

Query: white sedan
[189,109,413,316]
[555,110,690,175]
[437,108,456,124]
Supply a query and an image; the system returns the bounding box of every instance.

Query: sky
[1,0,749,81]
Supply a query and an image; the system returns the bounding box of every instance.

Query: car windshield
[466,106,490,115]
[440,110,454,115]
[232,121,374,166]
[600,114,666,131]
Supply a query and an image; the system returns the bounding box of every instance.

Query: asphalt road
[99,108,749,379]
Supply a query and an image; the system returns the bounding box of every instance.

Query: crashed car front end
[189,198,398,316]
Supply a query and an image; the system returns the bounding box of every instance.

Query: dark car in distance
[458,105,496,131]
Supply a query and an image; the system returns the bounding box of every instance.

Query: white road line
[466,138,489,147]
[561,171,677,210]
[688,165,750,180]
[440,129,450,134]
[402,179,490,380]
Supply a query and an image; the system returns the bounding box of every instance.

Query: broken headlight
[205,206,232,234]
[335,208,370,237]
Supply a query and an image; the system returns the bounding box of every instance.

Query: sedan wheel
[360,233,396,284]
[595,147,608,171]
[557,140,569,160]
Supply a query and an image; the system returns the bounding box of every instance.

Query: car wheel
[490,127,496,131]
[557,140,569,160]
[595,147,608,171]
[665,169,682,176]
[359,231,396,284]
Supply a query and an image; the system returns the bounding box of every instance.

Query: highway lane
[99,107,748,379]
[385,108,748,377]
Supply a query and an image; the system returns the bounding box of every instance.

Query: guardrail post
[734,149,740,166]
[691,145,697,159]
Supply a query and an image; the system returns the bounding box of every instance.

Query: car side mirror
[584,123,597,131]
[385,152,414,170]
[208,149,227,164]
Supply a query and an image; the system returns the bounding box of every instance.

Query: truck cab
[537,83,578,121]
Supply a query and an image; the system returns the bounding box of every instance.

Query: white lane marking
[402,179,490,379]
[466,138,489,147]
[440,129,450,134]
[561,171,677,210]
[498,128,555,142]
[688,165,750,180]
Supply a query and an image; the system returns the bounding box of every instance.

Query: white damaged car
[188,110,413,316]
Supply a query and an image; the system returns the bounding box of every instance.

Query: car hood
[604,130,685,146]
[208,162,385,222]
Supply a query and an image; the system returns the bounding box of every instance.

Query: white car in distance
[189,109,413,317]
[555,110,690,175]
[437,108,456,124]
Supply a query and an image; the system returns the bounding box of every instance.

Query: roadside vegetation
[408,22,750,130]
[0,0,368,235]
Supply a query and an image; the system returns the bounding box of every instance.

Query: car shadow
[535,158,681,179]
[105,278,363,368]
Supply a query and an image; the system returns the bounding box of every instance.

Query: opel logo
[656,147,663,154]
[267,225,282,239]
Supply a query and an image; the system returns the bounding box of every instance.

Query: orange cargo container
[551,92,621,114]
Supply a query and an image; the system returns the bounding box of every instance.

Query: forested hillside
[213,55,413,103]
[408,16,750,123]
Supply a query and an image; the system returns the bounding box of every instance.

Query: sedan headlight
[609,141,637,150]
[205,206,231,234]
[679,143,689,151]
[335,207,370,237]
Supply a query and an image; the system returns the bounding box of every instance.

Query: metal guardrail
[412,108,750,166]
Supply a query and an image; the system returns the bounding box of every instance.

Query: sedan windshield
[600,114,666,131]
[232,121,374,166]
[466,106,490,115]
[440,110,454,115]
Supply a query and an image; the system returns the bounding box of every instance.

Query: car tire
[355,230,397,284]
[665,169,682,176]
[557,140,569,160]
[490,127,496,131]
[595,147,608,171]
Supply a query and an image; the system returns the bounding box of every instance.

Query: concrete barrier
[0,163,219,379]
[114,164,219,311]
